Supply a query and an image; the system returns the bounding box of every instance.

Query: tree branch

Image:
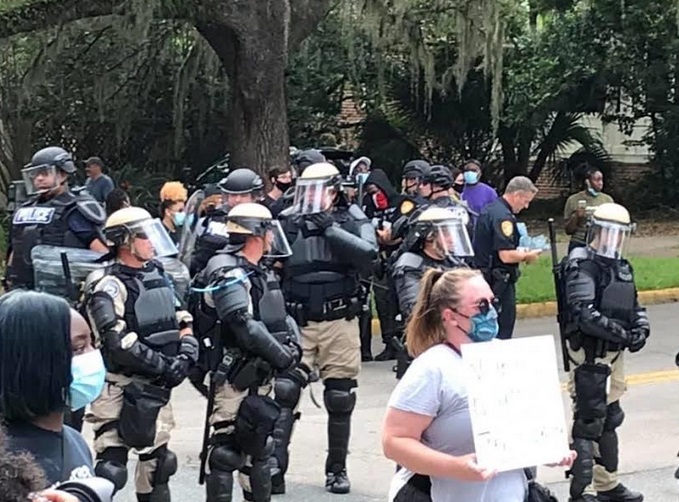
[289,0,335,49]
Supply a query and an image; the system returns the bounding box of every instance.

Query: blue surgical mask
[173,211,186,226]
[466,306,499,342]
[587,188,599,197]
[463,171,479,185]
[356,172,369,186]
[70,350,106,411]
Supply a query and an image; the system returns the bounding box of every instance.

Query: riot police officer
[195,203,300,502]
[278,162,378,494]
[189,168,264,275]
[270,149,327,217]
[563,203,647,502]
[473,176,541,339]
[84,206,198,502]
[400,159,430,201]
[6,146,107,290]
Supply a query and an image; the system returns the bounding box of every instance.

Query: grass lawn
[516,256,679,303]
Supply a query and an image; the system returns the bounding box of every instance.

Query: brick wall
[534,161,652,200]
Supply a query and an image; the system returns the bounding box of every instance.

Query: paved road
[86,303,679,501]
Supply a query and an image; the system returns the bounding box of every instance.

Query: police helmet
[226,203,292,257]
[414,206,474,257]
[423,165,454,189]
[294,149,326,174]
[219,168,264,195]
[28,147,77,174]
[294,163,342,214]
[105,206,177,258]
[402,160,430,179]
[587,203,634,259]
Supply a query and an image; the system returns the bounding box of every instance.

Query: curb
[371,287,679,335]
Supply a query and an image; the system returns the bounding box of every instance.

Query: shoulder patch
[400,199,415,215]
[501,220,514,237]
[97,277,121,299]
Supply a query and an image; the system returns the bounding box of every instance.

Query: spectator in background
[563,167,614,253]
[84,157,115,204]
[158,181,188,244]
[0,291,106,487]
[461,160,497,220]
[263,166,294,210]
[452,168,465,196]
[105,188,130,216]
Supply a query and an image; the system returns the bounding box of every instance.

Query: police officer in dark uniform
[400,159,430,202]
[195,203,300,502]
[473,176,541,339]
[278,162,378,494]
[84,206,199,502]
[6,146,107,290]
[563,203,647,502]
[189,168,264,275]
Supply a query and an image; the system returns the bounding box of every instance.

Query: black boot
[137,484,171,502]
[374,333,397,361]
[206,469,234,502]
[597,484,643,502]
[325,413,352,494]
[568,495,598,502]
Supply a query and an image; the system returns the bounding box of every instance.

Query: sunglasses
[472,297,500,315]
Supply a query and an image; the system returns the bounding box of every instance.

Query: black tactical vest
[111,262,181,357]
[281,209,361,307]
[9,192,85,288]
[596,259,637,329]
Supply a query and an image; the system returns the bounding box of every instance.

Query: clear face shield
[264,220,292,258]
[293,179,335,215]
[586,220,631,259]
[430,220,474,257]
[22,164,62,195]
[127,219,178,261]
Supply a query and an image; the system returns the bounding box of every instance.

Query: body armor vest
[112,262,181,358]
[596,259,636,329]
[9,191,85,288]
[282,211,361,307]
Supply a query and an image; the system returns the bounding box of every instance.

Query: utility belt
[213,348,274,392]
[286,296,363,326]
[482,266,520,286]
[567,332,623,360]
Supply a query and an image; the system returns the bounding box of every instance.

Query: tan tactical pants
[567,348,626,493]
[86,373,175,495]
[301,318,361,381]
[209,383,272,494]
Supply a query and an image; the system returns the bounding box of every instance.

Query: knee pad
[572,416,605,440]
[597,430,619,473]
[209,443,246,473]
[323,379,357,415]
[95,447,129,492]
[274,377,302,409]
[604,401,625,431]
[139,445,177,486]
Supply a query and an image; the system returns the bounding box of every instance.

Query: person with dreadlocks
[83,206,198,502]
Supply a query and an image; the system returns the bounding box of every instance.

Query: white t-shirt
[387,343,527,502]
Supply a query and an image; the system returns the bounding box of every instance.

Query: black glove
[163,355,192,388]
[307,212,334,231]
[627,328,647,353]
[285,338,302,365]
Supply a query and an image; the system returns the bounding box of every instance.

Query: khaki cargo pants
[301,318,361,381]
[567,348,626,493]
[86,373,175,495]
[208,383,272,493]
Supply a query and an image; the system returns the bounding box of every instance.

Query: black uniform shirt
[472,197,519,271]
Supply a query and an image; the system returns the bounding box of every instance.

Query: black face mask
[453,183,464,194]
[276,180,293,192]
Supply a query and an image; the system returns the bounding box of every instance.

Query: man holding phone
[564,167,614,252]
[473,176,541,339]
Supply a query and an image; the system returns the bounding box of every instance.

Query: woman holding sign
[382,268,575,501]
